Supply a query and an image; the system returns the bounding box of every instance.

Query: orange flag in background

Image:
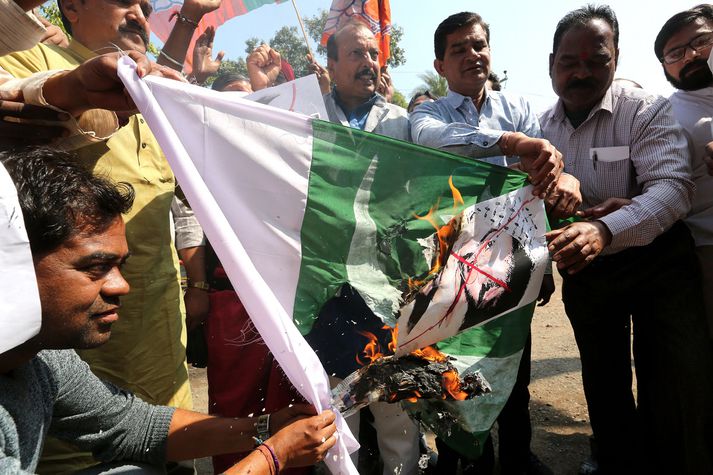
[321,0,392,67]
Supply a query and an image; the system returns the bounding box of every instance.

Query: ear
[548,53,554,78]
[60,0,81,26]
[434,58,445,77]
[614,48,620,69]
[327,58,336,83]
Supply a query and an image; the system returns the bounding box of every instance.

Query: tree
[414,71,448,98]
[391,90,407,109]
[303,9,406,68]
[269,26,309,77]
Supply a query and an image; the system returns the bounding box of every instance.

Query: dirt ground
[189,273,592,474]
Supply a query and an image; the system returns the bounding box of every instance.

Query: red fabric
[205,290,309,474]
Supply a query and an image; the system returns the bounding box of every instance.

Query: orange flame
[383,325,398,354]
[355,331,384,366]
[449,176,465,209]
[443,370,469,400]
[410,345,448,363]
[410,176,464,288]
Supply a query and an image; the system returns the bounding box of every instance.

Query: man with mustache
[0,147,338,475]
[0,0,220,471]
[313,21,421,474]
[656,5,713,340]
[409,12,566,475]
[540,5,713,473]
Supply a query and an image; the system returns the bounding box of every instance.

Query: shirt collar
[445,88,490,111]
[552,84,614,124]
[67,39,97,62]
[332,89,382,113]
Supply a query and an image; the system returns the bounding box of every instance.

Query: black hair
[655,4,713,61]
[487,72,502,91]
[212,73,250,92]
[56,0,73,36]
[434,12,490,61]
[552,4,619,54]
[1,147,134,255]
[407,90,437,113]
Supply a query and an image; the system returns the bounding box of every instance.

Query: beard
[666,59,713,91]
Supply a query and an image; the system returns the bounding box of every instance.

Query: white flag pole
[290,0,315,58]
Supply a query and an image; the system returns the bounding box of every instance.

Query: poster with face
[395,186,548,355]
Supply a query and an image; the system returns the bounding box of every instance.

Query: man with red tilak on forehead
[540,5,713,473]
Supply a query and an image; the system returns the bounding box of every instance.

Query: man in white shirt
[655,5,713,339]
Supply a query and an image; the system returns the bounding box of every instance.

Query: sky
[153,0,690,112]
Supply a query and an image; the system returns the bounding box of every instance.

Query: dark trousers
[435,335,532,474]
[561,222,713,474]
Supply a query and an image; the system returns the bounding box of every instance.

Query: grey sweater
[0,350,175,473]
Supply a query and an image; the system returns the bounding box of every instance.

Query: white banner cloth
[117,57,358,474]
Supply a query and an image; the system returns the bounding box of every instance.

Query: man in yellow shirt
[0,0,217,470]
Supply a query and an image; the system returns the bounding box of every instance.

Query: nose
[103,267,130,298]
[572,60,592,79]
[682,44,701,63]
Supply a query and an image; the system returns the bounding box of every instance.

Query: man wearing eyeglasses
[656,5,713,341]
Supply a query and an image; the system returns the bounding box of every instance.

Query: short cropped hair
[552,4,619,54]
[434,12,490,61]
[407,90,437,113]
[655,4,713,61]
[327,21,373,61]
[212,73,250,92]
[1,148,134,255]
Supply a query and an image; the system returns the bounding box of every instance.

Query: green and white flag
[119,57,548,469]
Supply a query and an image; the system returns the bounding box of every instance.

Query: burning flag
[117,57,549,468]
[321,0,392,67]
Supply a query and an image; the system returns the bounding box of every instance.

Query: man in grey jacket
[314,20,420,475]
[0,147,337,474]
[323,21,409,141]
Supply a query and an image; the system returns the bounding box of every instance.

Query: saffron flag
[118,57,548,468]
[321,0,391,67]
[148,0,282,66]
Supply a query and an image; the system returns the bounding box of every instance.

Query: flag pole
[290,0,315,58]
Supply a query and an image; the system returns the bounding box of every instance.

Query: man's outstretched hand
[499,131,564,198]
[0,97,69,149]
[43,51,184,117]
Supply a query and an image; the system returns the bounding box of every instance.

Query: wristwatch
[256,413,271,442]
[186,280,210,291]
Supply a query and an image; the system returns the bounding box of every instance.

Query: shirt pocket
[587,146,633,201]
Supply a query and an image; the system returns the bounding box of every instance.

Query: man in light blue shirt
[410,11,576,475]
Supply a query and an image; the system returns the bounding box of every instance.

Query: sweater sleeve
[42,351,175,466]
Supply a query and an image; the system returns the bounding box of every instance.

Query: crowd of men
[0,0,712,474]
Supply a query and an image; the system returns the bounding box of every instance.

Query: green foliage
[269,26,309,77]
[203,58,248,87]
[39,1,67,34]
[414,71,448,98]
[303,9,406,68]
[391,90,407,108]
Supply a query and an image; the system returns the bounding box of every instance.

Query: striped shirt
[539,83,694,255]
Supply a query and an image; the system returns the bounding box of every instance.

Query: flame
[409,345,448,363]
[442,370,469,400]
[410,176,464,287]
[449,176,465,209]
[355,331,384,366]
[383,325,398,354]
